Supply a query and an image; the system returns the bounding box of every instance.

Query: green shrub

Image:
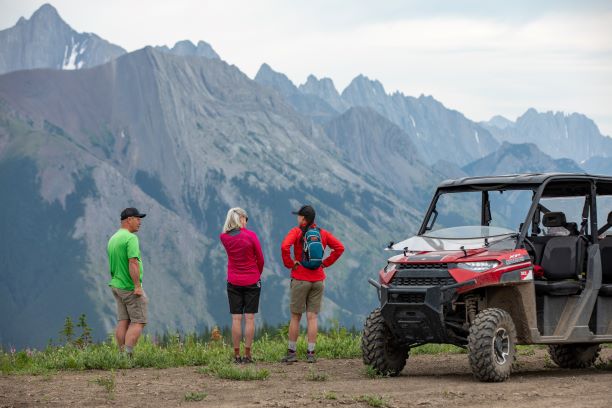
[305,367,328,381]
[355,394,389,407]
[199,363,269,381]
[92,370,116,399]
[184,391,207,401]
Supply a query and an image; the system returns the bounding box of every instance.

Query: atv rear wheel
[361,308,408,376]
[548,344,601,368]
[467,308,517,382]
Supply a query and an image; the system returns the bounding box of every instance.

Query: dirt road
[1,348,611,407]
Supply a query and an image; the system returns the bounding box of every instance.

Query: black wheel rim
[493,328,510,365]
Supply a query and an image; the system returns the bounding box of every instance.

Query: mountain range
[1,3,610,348]
[481,109,612,165]
[0,41,420,348]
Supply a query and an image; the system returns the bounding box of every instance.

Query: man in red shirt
[280,205,344,363]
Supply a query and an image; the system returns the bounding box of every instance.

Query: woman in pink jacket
[219,207,264,363]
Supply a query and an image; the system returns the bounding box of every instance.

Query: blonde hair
[222,207,248,233]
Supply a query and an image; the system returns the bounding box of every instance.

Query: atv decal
[520,269,533,281]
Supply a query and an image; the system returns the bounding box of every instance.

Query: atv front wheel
[361,308,409,376]
[548,343,601,368]
[467,308,517,382]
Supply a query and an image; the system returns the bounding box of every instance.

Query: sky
[1,0,612,136]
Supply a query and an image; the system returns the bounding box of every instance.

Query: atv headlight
[384,262,397,274]
[456,261,499,272]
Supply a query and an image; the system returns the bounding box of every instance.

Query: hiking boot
[306,352,317,363]
[242,356,253,364]
[233,356,243,364]
[281,350,297,363]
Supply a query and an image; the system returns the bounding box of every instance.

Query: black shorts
[227,281,261,314]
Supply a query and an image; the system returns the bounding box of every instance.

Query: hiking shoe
[242,356,253,364]
[281,350,297,363]
[233,356,243,364]
[306,352,317,363]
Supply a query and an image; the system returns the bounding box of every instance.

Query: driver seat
[531,212,574,265]
[599,211,612,296]
[534,212,584,296]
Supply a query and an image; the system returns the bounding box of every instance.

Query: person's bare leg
[244,314,255,348]
[124,322,145,352]
[288,313,301,343]
[244,313,255,359]
[306,312,318,344]
[115,320,130,351]
[306,312,318,361]
[231,314,243,356]
[282,313,302,362]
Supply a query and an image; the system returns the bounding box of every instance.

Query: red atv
[362,173,612,382]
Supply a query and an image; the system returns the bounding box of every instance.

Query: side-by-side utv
[362,173,612,382]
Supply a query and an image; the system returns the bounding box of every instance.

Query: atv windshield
[391,226,516,251]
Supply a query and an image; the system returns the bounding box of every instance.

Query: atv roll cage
[418,173,607,246]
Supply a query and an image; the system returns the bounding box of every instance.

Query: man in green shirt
[108,207,147,356]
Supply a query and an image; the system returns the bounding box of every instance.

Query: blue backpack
[301,227,324,269]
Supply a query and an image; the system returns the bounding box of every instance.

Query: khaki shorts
[290,279,324,314]
[111,287,148,324]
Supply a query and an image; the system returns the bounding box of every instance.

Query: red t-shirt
[280,224,345,282]
[220,228,264,286]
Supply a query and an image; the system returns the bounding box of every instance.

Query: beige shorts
[290,279,324,314]
[111,287,148,324]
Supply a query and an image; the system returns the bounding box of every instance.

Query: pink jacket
[220,228,264,286]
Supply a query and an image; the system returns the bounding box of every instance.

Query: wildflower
[211,326,222,342]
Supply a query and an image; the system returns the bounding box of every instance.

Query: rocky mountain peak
[341,74,387,101]
[30,3,62,21]
[0,3,126,74]
[300,74,338,95]
[254,63,299,97]
[162,39,220,59]
[16,2,69,34]
[299,74,347,112]
[485,115,514,130]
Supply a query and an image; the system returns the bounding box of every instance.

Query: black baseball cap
[121,207,147,220]
[292,205,315,223]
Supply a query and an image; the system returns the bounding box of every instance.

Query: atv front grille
[390,265,456,287]
[391,276,456,286]
[397,263,448,270]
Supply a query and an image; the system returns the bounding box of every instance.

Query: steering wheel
[522,237,538,264]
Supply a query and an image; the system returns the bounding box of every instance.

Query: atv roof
[439,173,612,194]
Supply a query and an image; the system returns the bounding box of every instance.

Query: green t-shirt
[107,228,143,290]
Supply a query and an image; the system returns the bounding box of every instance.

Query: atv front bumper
[369,278,474,346]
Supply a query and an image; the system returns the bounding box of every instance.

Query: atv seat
[598,213,612,296]
[534,213,585,295]
[531,212,579,266]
